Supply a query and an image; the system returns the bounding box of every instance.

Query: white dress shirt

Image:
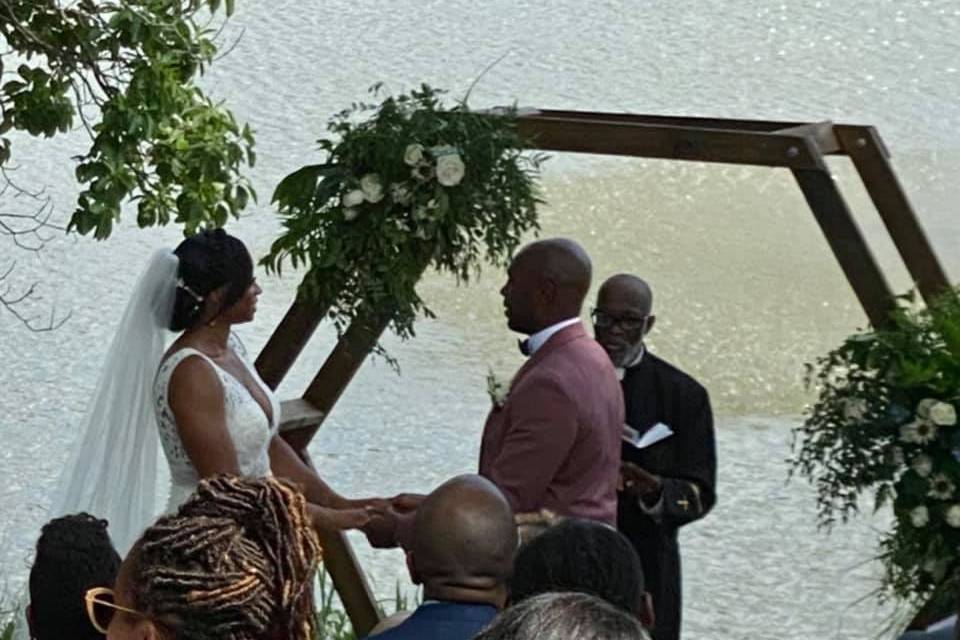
[615,345,646,380]
[525,317,581,355]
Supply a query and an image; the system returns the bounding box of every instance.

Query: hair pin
[176,278,205,303]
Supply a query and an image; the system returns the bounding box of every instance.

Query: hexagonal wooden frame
[254,109,953,635]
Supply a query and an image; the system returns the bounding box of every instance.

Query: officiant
[592,274,717,640]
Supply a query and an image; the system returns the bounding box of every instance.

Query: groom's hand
[362,508,400,549]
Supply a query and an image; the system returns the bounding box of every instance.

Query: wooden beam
[792,167,897,327]
[255,300,326,390]
[514,115,828,169]
[834,126,952,303]
[315,529,382,638]
[279,398,325,432]
[772,122,842,154]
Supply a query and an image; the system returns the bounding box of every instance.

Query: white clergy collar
[525,317,581,355]
[615,345,646,381]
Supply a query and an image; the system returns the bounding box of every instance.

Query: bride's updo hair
[171,229,254,331]
[125,476,321,640]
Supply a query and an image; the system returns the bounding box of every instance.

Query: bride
[50,228,387,553]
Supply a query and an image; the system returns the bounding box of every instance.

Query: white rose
[910,505,929,527]
[390,182,412,206]
[929,402,957,427]
[404,144,424,166]
[912,454,933,478]
[436,153,466,187]
[343,207,359,222]
[342,189,365,208]
[359,174,384,203]
[842,398,868,422]
[947,504,960,528]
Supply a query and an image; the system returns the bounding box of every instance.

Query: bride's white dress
[153,333,280,512]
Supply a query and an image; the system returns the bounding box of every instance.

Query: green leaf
[272,164,330,205]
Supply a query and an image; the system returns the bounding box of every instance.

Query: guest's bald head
[501,238,593,334]
[409,475,517,606]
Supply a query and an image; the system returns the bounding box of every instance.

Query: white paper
[622,422,674,449]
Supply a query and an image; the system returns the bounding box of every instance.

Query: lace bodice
[153,333,280,512]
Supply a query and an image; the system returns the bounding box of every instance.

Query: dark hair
[509,519,645,616]
[28,513,122,640]
[473,592,649,640]
[127,475,321,640]
[170,229,254,331]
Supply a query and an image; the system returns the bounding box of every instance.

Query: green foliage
[791,290,960,606]
[264,84,545,343]
[0,0,254,239]
[313,567,419,640]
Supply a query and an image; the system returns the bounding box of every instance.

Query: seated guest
[88,475,321,640]
[369,475,518,640]
[473,592,650,640]
[899,616,956,640]
[27,513,121,640]
[509,519,654,627]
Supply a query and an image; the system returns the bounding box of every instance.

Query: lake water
[1,1,959,638]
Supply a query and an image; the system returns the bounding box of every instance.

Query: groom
[368,238,624,547]
[479,237,624,524]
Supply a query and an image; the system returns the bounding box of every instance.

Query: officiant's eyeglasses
[84,587,147,634]
[591,308,648,331]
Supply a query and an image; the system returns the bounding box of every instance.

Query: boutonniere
[486,369,510,409]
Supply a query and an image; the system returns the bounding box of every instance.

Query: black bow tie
[518,339,532,357]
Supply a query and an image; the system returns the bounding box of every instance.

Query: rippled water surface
[2,1,959,638]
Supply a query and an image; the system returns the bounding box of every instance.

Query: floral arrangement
[262,84,545,341]
[791,290,960,608]
[486,369,509,408]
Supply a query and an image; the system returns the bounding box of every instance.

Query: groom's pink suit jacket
[479,322,624,525]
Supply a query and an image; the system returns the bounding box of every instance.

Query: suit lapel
[509,322,587,391]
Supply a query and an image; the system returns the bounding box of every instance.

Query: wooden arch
[254,109,953,635]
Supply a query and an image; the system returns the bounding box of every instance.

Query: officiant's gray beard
[612,340,645,368]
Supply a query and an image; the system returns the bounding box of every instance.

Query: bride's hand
[308,504,378,532]
[344,496,391,513]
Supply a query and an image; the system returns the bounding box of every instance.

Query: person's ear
[639,591,656,629]
[538,279,558,306]
[405,551,422,586]
[643,315,656,337]
[131,617,164,640]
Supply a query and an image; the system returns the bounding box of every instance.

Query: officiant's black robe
[617,352,717,640]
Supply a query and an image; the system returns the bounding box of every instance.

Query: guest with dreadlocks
[86,475,322,640]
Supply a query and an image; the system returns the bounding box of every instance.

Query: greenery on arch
[263,84,546,341]
[791,290,960,608]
